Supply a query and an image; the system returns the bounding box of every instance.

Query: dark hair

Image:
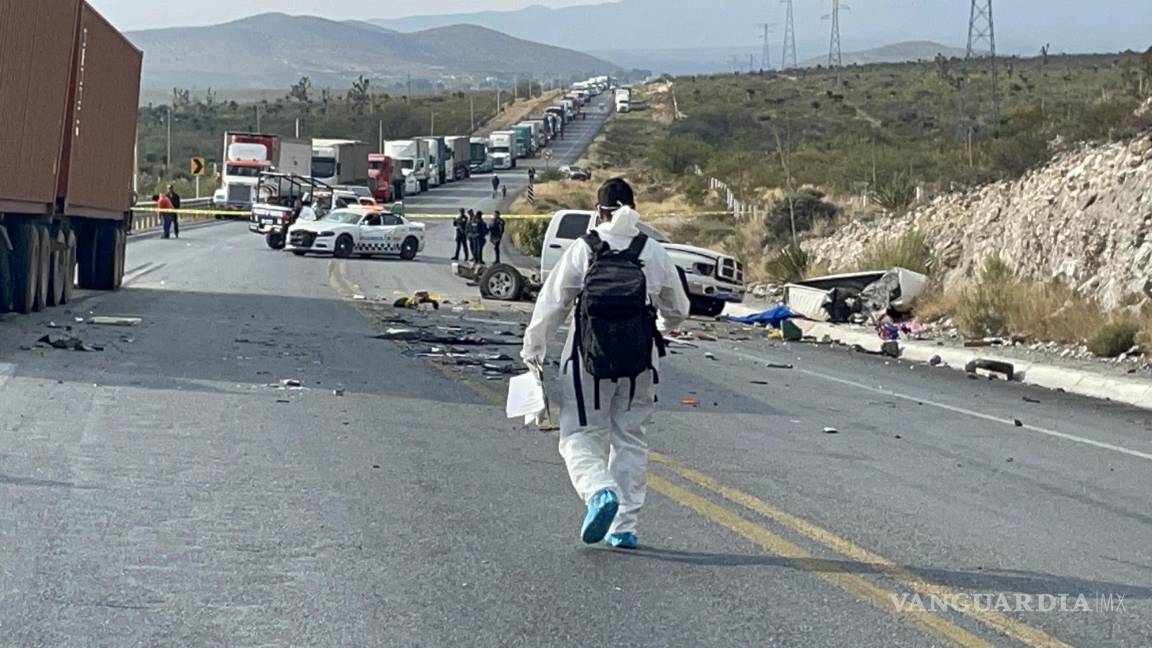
[476,211,484,217]
[150,194,159,201]
[598,177,635,210]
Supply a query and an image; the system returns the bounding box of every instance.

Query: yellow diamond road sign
[190,157,205,176]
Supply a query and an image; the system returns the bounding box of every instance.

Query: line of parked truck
[213,76,616,210]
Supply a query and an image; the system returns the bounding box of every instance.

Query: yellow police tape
[131,207,737,221]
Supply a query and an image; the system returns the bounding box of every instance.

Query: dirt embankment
[474,90,563,137]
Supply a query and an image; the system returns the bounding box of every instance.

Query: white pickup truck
[455,209,745,317]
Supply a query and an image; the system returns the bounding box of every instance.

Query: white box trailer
[311,139,370,186]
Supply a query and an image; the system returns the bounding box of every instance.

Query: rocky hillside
[804,133,1152,309]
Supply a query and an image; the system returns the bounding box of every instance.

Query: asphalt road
[1,99,1150,647]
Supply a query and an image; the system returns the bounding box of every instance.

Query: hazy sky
[90,0,607,30]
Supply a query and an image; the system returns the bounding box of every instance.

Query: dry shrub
[850,230,934,276]
[949,254,1108,342]
[1087,321,1141,357]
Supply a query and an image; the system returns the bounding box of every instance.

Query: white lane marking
[718,347,1152,462]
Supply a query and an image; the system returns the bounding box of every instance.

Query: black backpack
[568,231,666,426]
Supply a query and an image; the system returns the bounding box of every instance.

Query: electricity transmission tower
[966,0,1000,119]
[966,0,995,59]
[758,23,773,70]
[780,0,797,69]
[824,0,847,68]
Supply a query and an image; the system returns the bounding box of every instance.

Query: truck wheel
[419,179,429,192]
[90,222,123,291]
[0,228,13,312]
[399,237,419,261]
[7,223,39,313]
[479,263,524,301]
[689,296,726,318]
[46,228,67,307]
[115,228,126,289]
[32,225,51,311]
[333,234,354,258]
[61,229,76,304]
[265,230,286,250]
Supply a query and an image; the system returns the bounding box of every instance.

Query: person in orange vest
[152,193,176,239]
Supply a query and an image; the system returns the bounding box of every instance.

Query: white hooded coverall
[521,207,690,535]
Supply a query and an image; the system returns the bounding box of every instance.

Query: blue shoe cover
[581,489,619,544]
[605,532,638,549]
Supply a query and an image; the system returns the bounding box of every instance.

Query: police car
[286,205,425,259]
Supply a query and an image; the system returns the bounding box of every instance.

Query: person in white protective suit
[521,178,690,549]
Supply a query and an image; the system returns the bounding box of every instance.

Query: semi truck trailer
[0,0,142,314]
[311,139,370,186]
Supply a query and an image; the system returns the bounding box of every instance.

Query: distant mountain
[126,13,616,91]
[801,41,974,68]
[374,0,1152,63]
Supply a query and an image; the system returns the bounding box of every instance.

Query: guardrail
[129,198,227,233]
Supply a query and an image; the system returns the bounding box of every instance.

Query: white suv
[541,210,745,317]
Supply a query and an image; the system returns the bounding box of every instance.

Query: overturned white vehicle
[286,205,425,260]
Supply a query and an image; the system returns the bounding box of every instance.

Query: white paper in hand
[506,372,546,422]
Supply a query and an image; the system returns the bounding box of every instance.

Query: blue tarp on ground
[722,303,797,328]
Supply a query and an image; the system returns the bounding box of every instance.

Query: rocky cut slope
[805,133,1152,309]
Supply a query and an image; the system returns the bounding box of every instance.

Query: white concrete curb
[721,304,1152,411]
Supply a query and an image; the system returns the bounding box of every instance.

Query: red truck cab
[368,154,396,202]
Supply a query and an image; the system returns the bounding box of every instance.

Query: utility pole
[470,94,475,132]
[430,111,435,136]
[165,105,172,175]
[496,81,501,114]
[967,0,1000,120]
[295,118,300,139]
[255,104,261,131]
[758,23,772,71]
[407,72,412,102]
[513,75,519,102]
[750,54,756,73]
[730,55,744,73]
[378,120,384,153]
[781,0,797,70]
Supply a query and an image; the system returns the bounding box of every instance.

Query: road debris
[881,341,901,358]
[333,388,346,397]
[823,426,839,434]
[36,335,102,352]
[965,359,1015,381]
[704,352,717,361]
[1013,419,1024,427]
[680,397,700,407]
[1022,396,1042,404]
[765,362,794,369]
[929,355,943,366]
[89,316,143,327]
[394,290,441,310]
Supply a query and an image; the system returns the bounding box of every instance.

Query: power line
[780,0,798,70]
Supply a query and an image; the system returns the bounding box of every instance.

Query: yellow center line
[329,260,1067,648]
[651,453,1074,648]
[649,474,998,648]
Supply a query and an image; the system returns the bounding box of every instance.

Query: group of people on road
[452,208,505,265]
